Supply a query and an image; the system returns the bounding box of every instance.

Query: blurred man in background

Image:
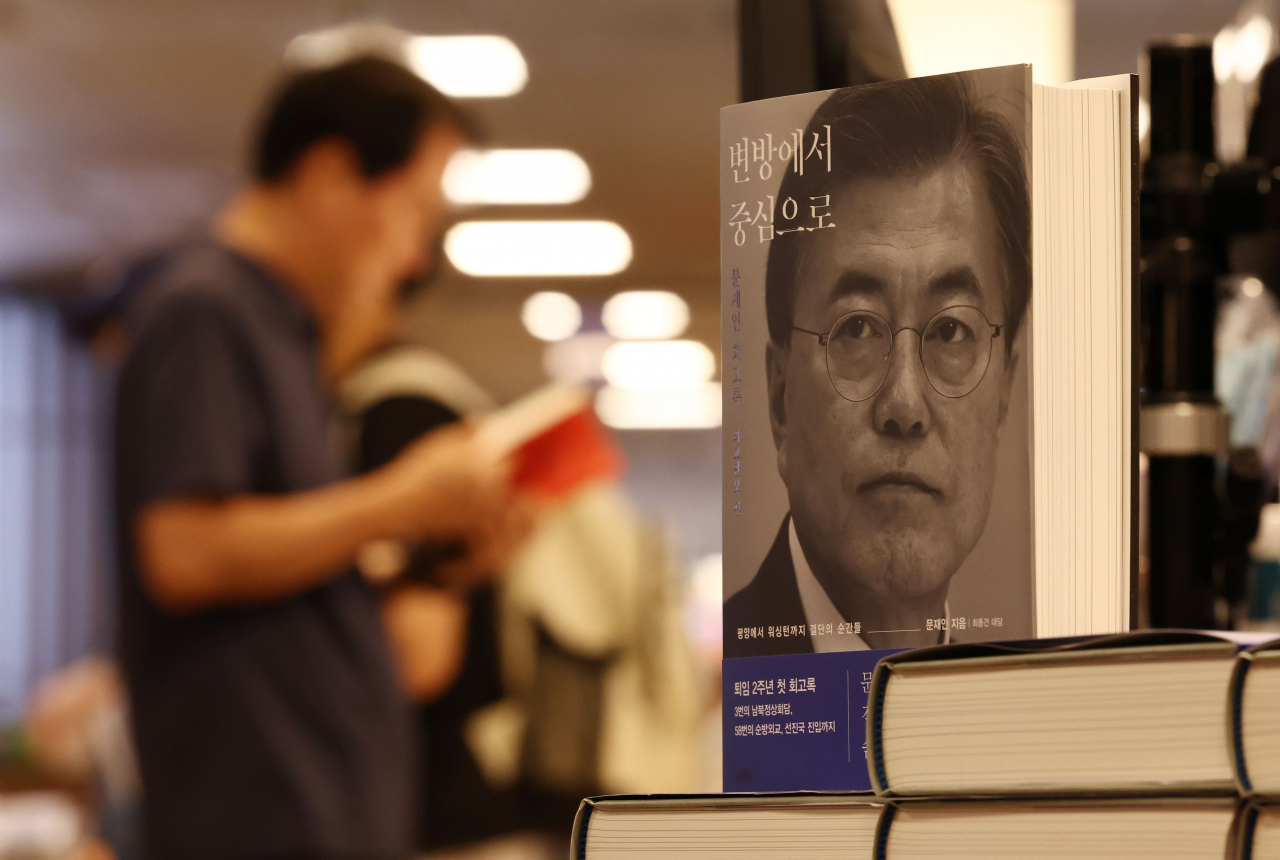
[113,57,530,860]
[344,344,708,857]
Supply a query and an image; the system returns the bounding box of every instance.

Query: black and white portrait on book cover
[722,65,1034,658]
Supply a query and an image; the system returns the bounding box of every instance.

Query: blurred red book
[477,384,625,502]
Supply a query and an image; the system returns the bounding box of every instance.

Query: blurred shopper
[112,58,529,860]
[25,658,141,860]
[343,347,708,854]
[344,347,517,851]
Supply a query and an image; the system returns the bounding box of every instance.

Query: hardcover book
[570,794,1242,860]
[866,630,1270,797]
[571,794,882,860]
[1229,638,1280,797]
[874,798,1240,860]
[720,65,1139,791]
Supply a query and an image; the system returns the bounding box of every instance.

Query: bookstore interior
[12,0,1280,859]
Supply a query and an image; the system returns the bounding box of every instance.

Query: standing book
[720,65,1139,791]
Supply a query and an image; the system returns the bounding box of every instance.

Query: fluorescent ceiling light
[887,0,1073,84]
[1215,16,1274,84]
[601,340,716,390]
[405,35,527,97]
[602,290,690,340]
[285,29,356,68]
[595,383,722,429]
[690,553,723,603]
[542,333,614,383]
[444,149,591,205]
[445,221,632,277]
[521,291,582,342]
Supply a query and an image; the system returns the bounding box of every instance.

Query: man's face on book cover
[767,158,1018,613]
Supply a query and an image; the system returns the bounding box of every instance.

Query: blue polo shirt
[113,241,414,860]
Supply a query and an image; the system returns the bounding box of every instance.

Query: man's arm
[135,424,517,613]
[379,585,469,701]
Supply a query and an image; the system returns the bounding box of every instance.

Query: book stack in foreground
[574,631,1280,860]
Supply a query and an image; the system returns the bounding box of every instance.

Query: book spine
[570,799,594,860]
[1127,72,1141,631]
[1230,652,1257,796]
[873,802,897,860]
[1237,800,1261,860]
[867,661,894,795]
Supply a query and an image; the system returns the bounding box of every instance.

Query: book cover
[721,65,1037,791]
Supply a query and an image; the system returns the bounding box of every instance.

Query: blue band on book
[874,802,897,860]
[1233,654,1255,793]
[577,802,593,860]
[1242,803,1260,860]
[870,667,891,791]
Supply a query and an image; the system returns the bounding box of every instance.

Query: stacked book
[573,631,1280,860]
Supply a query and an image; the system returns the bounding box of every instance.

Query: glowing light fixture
[543,333,614,383]
[684,552,724,649]
[602,290,690,340]
[445,221,632,277]
[444,149,591,205]
[1215,15,1275,84]
[285,29,356,68]
[601,340,715,390]
[887,0,1072,84]
[595,383,722,429]
[690,553,723,604]
[405,35,527,97]
[282,26,528,99]
[521,292,582,342]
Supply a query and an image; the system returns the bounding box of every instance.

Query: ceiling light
[602,291,690,340]
[1215,27,1238,84]
[521,292,582,342]
[601,340,716,390]
[690,553,723,604]
[405,35,527,97]
[595,383,722,429]
[445,149,591,205]
[543,333,614,382]
[445,221,632,277]
[285,29,356,68]
[887,0,1073,84]
[1235,16,1273,83]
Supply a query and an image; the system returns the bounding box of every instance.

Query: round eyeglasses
[792,305,1003,402]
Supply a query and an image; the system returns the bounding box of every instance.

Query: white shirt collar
[789,518,950,652]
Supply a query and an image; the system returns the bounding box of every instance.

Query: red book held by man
[476,383,625,502]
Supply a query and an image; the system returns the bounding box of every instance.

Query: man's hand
[375,423,514,541]
[436,495,538,590]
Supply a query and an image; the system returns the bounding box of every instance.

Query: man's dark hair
[254,56,474,182]
[765,73,1030,349]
